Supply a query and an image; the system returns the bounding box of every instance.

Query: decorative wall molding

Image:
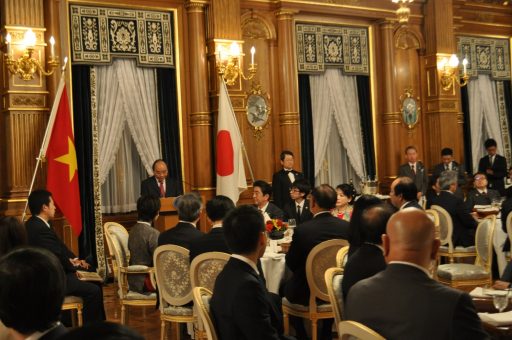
[69,4,174,67]
[457,36,510,80]
[296,23,369,75]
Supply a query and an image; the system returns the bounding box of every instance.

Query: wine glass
[493,293,509,313]
[287,219,296,239]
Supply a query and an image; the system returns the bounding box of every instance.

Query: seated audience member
[332,184,355,221]
[158,193,203,248]
[272,150,304,209]
[253,180,284,221]
[465,172,500,211]
[285,184,349,340]
[25,189,105,324]
[427,171,478,247]
[283,179,313,224]
[60,322,143,340]
[127,196,161,294]
[432,147,466,199]
[140,159,178,198]
[345,210,488,339]
[347,195,382,257]
[342,204,394,300]
[389,177,422,210]
[0,247,68,340]
[425,175,441,207]
[189,195,235,262]
[211,205,290,340]
[0,216,27,256]
[478,138,507,195]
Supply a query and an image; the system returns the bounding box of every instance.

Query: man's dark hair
[360,204,394,244]
[291,179,311,196]
[336,183,356,204]
[137,196,161,222]
[405,145,417,153]
[253,180,272,198]
[175,193,202,222]
[0,247,65,334]
[223,205,264,254]
[60,321,144,340]
[311,184,337,210]
[394,177,418,202]
[28,189,52,216]
[484,138,497,149]
[0,217,27,257]
[280,150,294,161]
[206,195,235,222]
[441,148,453,156]
[349,195,383,247]
[152,159,167,171]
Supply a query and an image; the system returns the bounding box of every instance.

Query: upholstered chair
[337,320,385,340]
[324,267,344,327]
[335,246,349,271]
[192,287,218,340]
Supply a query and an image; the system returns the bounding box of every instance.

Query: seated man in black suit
[253,180,284,221]
[285,184,350,340]
[189,195,235,262]
[283,179,313,224]
[345,209,487,339]
[211,205,291,340]
[158,193,203,249]
[25,189,105,324]
[427,171,478,247]
[432,147,466,199]
[466,172,501,210]
[479,138,507,195]
[0,247,68,340]
[398,145,428,197]
[342,204,393,300]
[389,177,422,210]
[140,159,178,198]
[272,150,304,209]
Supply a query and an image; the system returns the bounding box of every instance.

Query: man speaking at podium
[141,159,178,198]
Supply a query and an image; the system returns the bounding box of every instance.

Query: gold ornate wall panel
[457,36,511,80]
[296,23,369,74]
[69,4,175,67]
[3,0,44,26]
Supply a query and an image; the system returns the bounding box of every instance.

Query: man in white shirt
[253,180,284,221]
[466,172,501,210]
[398,146,428,197]
[283,179,313,224]
[389,177,422,210]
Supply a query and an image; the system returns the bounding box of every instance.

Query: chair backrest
[104,222,130,268]
[425,209,440,239]
[324,267,344,327]
[154,245,192,308]
[506,212,512,252]
[192,287,218,340]
[335,246,350,270]
[474,215,496,270]
[306,239,349,305]
[338,321,385,340]
[430,205,453,251]
[190,252,230,291]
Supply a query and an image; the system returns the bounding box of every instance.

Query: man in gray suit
[345,209,487,340]
[398,146,428,197]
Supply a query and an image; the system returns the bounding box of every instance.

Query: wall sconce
[437,54,470,92]
[2,28,59,81]
[392,0,414,25]
[216,41,257,86]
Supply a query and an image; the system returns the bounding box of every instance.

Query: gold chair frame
[337,320,385,340]
[335,246,349,270]
[61,296,83,327]
[192,287,218,340]
[324,267,344,327]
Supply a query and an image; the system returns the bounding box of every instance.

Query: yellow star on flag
[54,137,78,182]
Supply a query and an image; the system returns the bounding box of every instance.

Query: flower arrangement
[266,219,287,239]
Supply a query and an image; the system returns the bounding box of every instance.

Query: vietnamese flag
[45,77,82,236]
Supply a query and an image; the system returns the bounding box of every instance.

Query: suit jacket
[398,161,428,195]
[478,154,507,195]
[402,200,423,210]
[211,257,281,340]
[188,227,230,262]
[345,263,488,340]
[465,188,501,210]
[285,212,350,305]
[262,202,284,220]
[427,191,478,247]
[128,222,160,293]
[283,200,313,224]
[271,169,304,209]
[432,161,466,186]
[342,243,386,301]
[157,221,203,249]
[140,176,178,198]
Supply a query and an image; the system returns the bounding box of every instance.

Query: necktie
[411,164,416,175]
[297,205,301,222]
[445,164,449,171]
[159,181,165,197]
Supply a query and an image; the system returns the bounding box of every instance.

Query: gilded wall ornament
[399,88,420,130]
[246,82,271,140]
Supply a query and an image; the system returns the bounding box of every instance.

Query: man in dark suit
[398,145,428,196]
[158,193,203,249]
[25,189,105,324]
[285,184,350,340]
[432,148,466,199]
[466,172,501,210]
[0,247,69,340]
[272,150,304,209]
[211,205,291,340]
[253,180,284,221]
[345,209,487,339]
[189,195,235,262]
[478,138,507,195]
[283,179,313,224]
[427,171,478,247]
[342,204,393,300]
[140,159,178,198]
[389,177,422,210]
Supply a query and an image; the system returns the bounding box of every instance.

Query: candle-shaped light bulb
[5,33,11,57]
[250,46,255,66]
[24,29,36,48]
[462,58,468,76]
[49,36,55,59]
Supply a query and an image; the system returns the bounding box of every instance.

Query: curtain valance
[457,36,510,81]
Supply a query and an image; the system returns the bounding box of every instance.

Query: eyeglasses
[289,188,300,193]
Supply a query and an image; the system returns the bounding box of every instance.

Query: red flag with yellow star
[46,80,82,236]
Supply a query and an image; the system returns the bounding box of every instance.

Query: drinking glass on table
[493,292,509,313]
[287,219,296,238]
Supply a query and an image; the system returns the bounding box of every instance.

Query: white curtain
[468,74,503,173]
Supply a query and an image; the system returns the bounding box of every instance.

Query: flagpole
[22,58,69,221]
[220,77,255,184]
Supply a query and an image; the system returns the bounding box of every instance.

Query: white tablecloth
[260,250,286,294]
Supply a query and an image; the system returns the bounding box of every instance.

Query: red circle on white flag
[217,130,234,176]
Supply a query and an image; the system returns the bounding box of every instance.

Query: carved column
[275,10,301,169]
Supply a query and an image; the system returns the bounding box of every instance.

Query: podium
[155,197,179,232]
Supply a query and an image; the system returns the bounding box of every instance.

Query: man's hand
[486,169,494,175]
[69,258,90,270]
[493,280,511,290]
